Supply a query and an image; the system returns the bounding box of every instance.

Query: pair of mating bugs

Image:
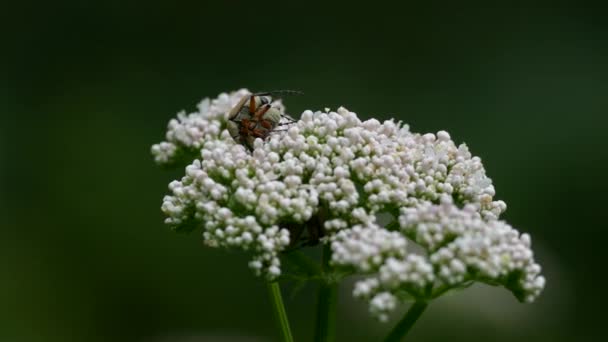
[227,90,326,247]
[227,90,302,150]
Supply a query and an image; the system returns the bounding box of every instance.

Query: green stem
[314,244,338,342]
[383,301,428,342]
[267,282,294,342]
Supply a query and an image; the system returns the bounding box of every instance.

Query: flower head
[152,89,544,320]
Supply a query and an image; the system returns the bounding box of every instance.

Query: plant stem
[267,281,294,342]
[383,301,428,342]
[314,244,338,342]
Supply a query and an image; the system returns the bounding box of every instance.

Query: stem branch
[383,301,428,342]
[314,244,338,342]
[267,282,294,342]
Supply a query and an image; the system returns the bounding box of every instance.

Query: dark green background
[2,2,606,341]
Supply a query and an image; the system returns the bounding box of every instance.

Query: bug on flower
[227,90,302,150]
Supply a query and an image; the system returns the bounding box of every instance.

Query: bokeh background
[2,2,607,341]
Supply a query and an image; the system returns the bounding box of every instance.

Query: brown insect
[227,90,302,150]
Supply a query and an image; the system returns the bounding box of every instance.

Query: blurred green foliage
[1,2,606,341]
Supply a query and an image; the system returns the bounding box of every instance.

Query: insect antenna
[253,90,304,97]
[279,113,297,122]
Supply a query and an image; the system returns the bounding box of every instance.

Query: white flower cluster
[351,254,436,321]
[331,224,407,273]
[400,198,545,302]
[152,89,545,318]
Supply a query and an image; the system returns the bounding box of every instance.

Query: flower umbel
[152,89,545,321]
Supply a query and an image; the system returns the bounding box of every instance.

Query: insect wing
[228,94,251,120]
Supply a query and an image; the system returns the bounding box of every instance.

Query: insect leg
[253,103,271,120]
[280,114,297,122]
[252,129,268,138]
[247,95,257,114]
[260,119,273,129]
